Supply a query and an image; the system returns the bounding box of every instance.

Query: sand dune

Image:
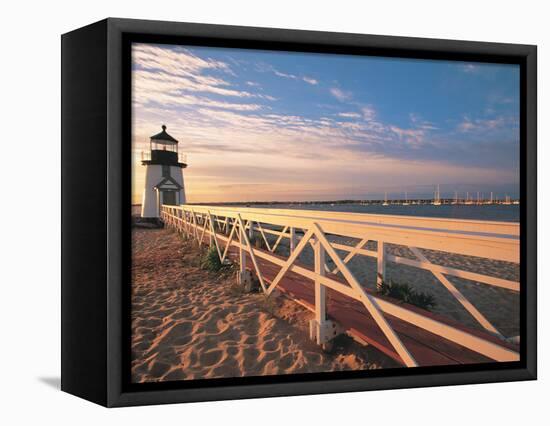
[131,228,394,383]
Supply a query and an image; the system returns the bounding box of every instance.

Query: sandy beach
[131,227,396,383]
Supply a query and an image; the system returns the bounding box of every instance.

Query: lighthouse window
[162,165,170,178]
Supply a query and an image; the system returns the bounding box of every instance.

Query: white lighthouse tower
[141,125,187,218]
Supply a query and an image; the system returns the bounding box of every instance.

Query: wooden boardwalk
[161,204,520,367]
[224,244,518,367]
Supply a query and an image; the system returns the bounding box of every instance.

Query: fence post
[239,221,247,276]
[181,210,187,239]
[248,220,254,241]
[209,215,214,247]
[377,240,387,291]
[290,227,297,254]
[314,237,327,326]
[309,235,341,347]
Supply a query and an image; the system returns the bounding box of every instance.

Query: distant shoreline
[132,198,520,207]
[132,201,520,222]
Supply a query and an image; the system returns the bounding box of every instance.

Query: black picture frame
[61,17,537,407]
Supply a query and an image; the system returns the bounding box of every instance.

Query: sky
[131,43,520,204]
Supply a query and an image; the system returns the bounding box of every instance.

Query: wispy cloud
[134,70,254,99]
[330,87,353,102]
[275,70,318,85]
[302,76,319,85]
[409,112,438,130]
[134,44,232,76]
[133,44,277,111]
[257,63,318,85]
[461,63,480,73]
[457,116,511,133]
[361,105,376,121]
[133,86,263,111]
[389,126,426,147]
[337,112,361,118]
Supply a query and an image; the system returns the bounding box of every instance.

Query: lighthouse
[141,125,187,218]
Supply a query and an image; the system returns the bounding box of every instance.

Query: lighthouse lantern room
[141,125,187,218]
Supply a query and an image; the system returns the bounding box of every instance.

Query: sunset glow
[132,43,519,204]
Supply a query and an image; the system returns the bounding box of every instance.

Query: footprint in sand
[226,345,239,356]
[261,339,278,352]
[162,368,186,381]
[200,349,223,367]
[149,361,170,377]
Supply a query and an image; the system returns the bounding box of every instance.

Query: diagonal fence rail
[160,204,520,367]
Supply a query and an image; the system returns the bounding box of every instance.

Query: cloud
[390,126,426,146]
[134,96,518,203]
[330,87,353,102]
[258,63,318,85]
[361,105,376,121]
[134,69,255,99]
[132,44,283,113]
[336,106,382,122]
[302,77,318,85]
[258,94,278,101]
[273,69,297,79]
[457,116,509,133]
[134,43,232,76]
[133,44,277,110]
[337,112,361,118]
[461,63,479,73]
[133,88,263,111]
[409,112,438,130]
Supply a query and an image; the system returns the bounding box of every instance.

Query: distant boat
[382,192,389,206]
[452,190,458,205]
[432,185,441,206]
[503,195,512,205]
[464,191,473,205]
[403,191,410,206]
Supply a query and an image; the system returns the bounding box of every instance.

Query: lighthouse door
[162,191,176,206]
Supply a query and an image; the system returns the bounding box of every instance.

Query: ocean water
[257,203,520,222]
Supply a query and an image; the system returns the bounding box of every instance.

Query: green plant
[377,280,436,311]
[406,291,437,311]
[200,246,223,272]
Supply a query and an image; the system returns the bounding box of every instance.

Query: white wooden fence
[160,204,520,367]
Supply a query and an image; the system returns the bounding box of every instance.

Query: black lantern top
[143,125,187,168]
[150,124,178,144]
